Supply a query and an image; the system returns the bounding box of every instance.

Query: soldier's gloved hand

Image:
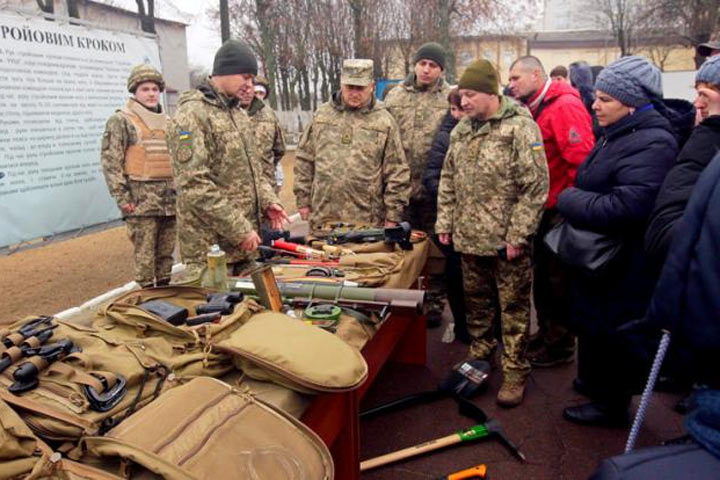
[438,233,452,245]
[504,242,524,261]
[240,231,262,252]
[266,204,289,230]
[298,207,311,221]
[120,203,136,214]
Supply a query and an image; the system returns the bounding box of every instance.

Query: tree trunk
[256,0,278,109]
[438,0,455,83]
[349,0,365,58]
[219,0,230,42]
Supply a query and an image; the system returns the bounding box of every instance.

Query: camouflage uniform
[435,96,549,381]
[101,98,176,287]
[246,96,286,189]
[384,74,450,323]
[167,80,279,277]
[294,94,410,232]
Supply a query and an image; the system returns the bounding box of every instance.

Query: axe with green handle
[360,419,525,472]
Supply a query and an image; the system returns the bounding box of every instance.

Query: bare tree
[135,0,156,34]
[189,65,209,88]
[652,0,720,67]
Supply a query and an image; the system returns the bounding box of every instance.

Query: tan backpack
[79,377,334,479]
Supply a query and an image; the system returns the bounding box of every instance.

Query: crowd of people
[101,37,720,475]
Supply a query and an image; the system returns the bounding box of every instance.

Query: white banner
[0,11,162,248]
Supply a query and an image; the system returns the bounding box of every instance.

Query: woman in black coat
[556,57,685,426]
[422,89,470,342]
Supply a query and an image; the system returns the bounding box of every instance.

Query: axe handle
[360,432,460,471]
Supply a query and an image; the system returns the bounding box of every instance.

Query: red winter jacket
[528,81,595,208]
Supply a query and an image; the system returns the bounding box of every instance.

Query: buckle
[84,374,127,412]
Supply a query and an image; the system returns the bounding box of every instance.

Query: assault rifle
[327,222,413,250]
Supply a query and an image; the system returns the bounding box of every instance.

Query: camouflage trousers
[461,253,532,382]
[125,216,177,287]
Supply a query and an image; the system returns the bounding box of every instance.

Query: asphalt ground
[359,311,686,479]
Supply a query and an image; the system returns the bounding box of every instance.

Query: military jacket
[101,99,175,217]
[294,93,410,231]
[247,97,286,188]
[167,81,279,266]
[383,74,450,201]
[435,96,549,256]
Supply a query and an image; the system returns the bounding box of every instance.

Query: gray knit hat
[414,42,446,70]
[594,56,663,107]
[696,55,720,86]
[212,40,258,76]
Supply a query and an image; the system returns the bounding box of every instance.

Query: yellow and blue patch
[531,142,544,152]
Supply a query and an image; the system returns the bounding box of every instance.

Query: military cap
[698,36,720,57]
[127,64,165,93]
[341,59,374,87]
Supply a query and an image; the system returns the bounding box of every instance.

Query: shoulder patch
[531,142,544,152]
[569,127,582,145]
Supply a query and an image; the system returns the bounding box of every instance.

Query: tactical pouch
[0,398,124,480]
[0,319,165,442]
[96,286,252,379]
[80,377,334,480]
[215,311,369,394]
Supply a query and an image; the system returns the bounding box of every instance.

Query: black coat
[556,107,679,335]
[422,111,458,201]
[645,115,720,267]
[646,152,720,387]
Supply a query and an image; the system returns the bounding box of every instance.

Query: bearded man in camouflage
[294,59,409,232]
[167,40,288,278]
[101,64,176,287]
[384,42,451,328]
[436,60,549,407]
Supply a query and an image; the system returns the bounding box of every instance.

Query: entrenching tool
[483,418,526,462]
[360,360,491,418]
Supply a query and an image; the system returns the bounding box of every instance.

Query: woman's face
[593,90,633,127]
[449,104,464,120]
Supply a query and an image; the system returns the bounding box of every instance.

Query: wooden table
[301,308,427,479]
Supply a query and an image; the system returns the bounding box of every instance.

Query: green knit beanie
[414,42,446,70]
[212,40,258,76]
[458,59,499,95]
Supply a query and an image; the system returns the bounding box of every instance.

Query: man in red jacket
[508,56,595,367]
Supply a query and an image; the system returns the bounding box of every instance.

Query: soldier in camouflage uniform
[167,40,287,279]
[101,64,176,287]
[436,60,549,407]
[384,42,451,328]
[294,59,410,232]
[238,76,286,192]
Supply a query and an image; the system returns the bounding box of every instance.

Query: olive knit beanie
[458,59,499,95]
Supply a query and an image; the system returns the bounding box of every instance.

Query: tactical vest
[122,99,172,181]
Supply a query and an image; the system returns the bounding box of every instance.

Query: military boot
[497,379,525,408]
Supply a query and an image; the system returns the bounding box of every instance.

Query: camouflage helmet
[127,64,165,93]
